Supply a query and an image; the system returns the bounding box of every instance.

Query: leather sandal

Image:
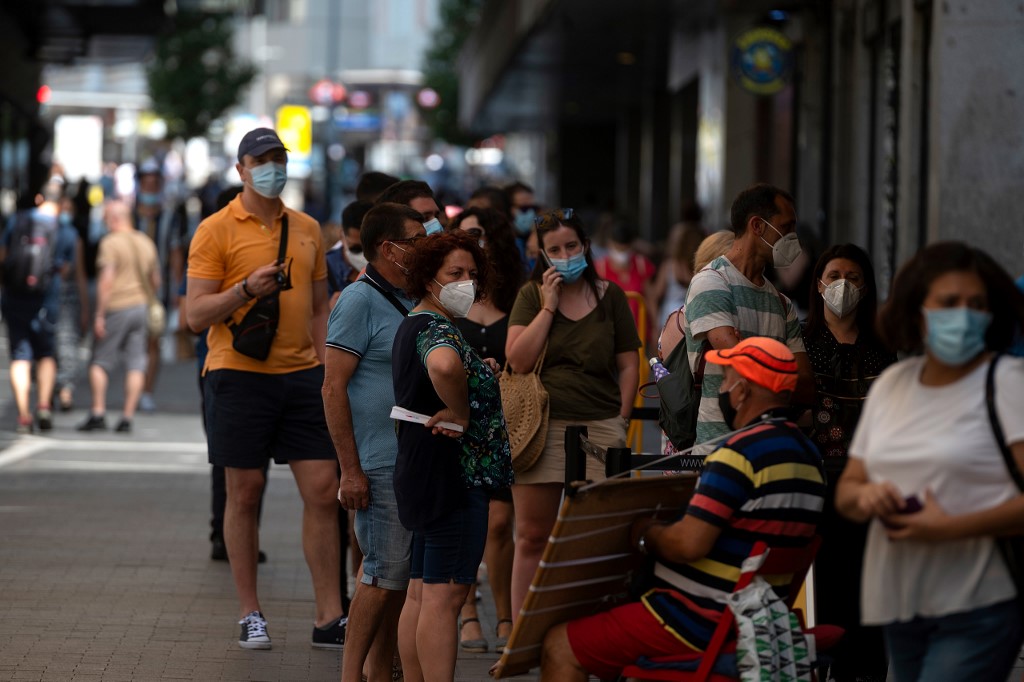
[459,616,488,653]
[494,618,513,649]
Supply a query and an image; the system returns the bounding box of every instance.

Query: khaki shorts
[514,415,627,485]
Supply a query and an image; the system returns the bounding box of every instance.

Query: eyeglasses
[379,235,426,247]
[534,207,574,227]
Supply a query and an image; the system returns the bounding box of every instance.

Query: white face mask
[346,248,368,272]
[608,248,631,268]
[433,279,475,318]
[820,279,864,318]
[760,219,802,268]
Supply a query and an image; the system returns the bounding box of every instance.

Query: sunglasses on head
[534,207,574,227]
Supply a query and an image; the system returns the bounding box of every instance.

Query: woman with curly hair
[448,207,523,652]
[391,230,514,681]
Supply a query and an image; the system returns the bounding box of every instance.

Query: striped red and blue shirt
[641,412,825,650]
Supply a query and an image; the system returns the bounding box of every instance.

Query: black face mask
[718,384,740,429]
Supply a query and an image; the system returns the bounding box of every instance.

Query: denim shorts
[354,466,413,591]
[410,487,488,584]
[3,301,56,361]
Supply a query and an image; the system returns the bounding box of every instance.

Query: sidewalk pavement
[0,334,534,681]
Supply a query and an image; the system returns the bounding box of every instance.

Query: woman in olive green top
[505,208,642,621]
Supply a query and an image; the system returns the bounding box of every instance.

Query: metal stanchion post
[605,446,632,478]
[564,425,588,494]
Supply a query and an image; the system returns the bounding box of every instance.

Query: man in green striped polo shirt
[683,184,814,449]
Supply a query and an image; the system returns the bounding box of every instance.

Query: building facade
[458,0,1024,282]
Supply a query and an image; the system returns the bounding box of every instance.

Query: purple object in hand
[882,495,923,529]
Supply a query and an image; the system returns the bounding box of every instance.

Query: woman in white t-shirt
[836,242,1024,682]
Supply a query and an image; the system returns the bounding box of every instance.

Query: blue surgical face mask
[514,210,536,236]
[59,213,73,227]
[138,192,162,207]
[249,162,287,199]
[545,250,588,284]
[423,217,443,236]
[922,307,992,366]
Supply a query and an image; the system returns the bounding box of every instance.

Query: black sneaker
[211,537,228,561]
[238,610,271,649]
[114,418,132,433]
[36,408,53,431]
[77,414,107,432]
[311,615,346,650]
[211,537,267,563]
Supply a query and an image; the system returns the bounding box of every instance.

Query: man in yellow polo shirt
[186,128,345,650]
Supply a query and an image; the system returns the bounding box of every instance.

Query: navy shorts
[410,487,488,584]
[3,301,56,361]
[204,365,336,468]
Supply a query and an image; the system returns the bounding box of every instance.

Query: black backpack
[3,211,58,296]
[657,308,708,451]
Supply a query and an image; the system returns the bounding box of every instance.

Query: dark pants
[816,458,888,681]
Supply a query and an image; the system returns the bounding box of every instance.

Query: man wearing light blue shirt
[323,202,425,682]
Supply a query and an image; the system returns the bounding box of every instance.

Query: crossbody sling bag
[226,214,288,361]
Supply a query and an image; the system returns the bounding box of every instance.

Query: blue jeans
[883,599,1023,682]
[354,466,413,591]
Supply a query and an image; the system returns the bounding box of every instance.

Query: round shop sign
[730,27,793,96]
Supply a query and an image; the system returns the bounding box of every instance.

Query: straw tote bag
[499,288,550,473]
[500,344,549,473]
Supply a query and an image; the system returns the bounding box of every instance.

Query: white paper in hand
[390,406,464,433]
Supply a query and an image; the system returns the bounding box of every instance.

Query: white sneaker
[238,610,271,649]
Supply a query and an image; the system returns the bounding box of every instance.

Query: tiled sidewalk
[0,355,524,681]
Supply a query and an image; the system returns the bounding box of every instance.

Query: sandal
[494,618,513,649]
[459,616,488,653]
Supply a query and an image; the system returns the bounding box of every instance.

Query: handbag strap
[124,233,157,305]
[532,284,549,374]
[502,284,548,376]
[986,354,1024,491]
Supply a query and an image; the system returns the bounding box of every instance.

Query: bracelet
[234,282,250,301]
[241,278,255,299]
[540,307,555,316]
